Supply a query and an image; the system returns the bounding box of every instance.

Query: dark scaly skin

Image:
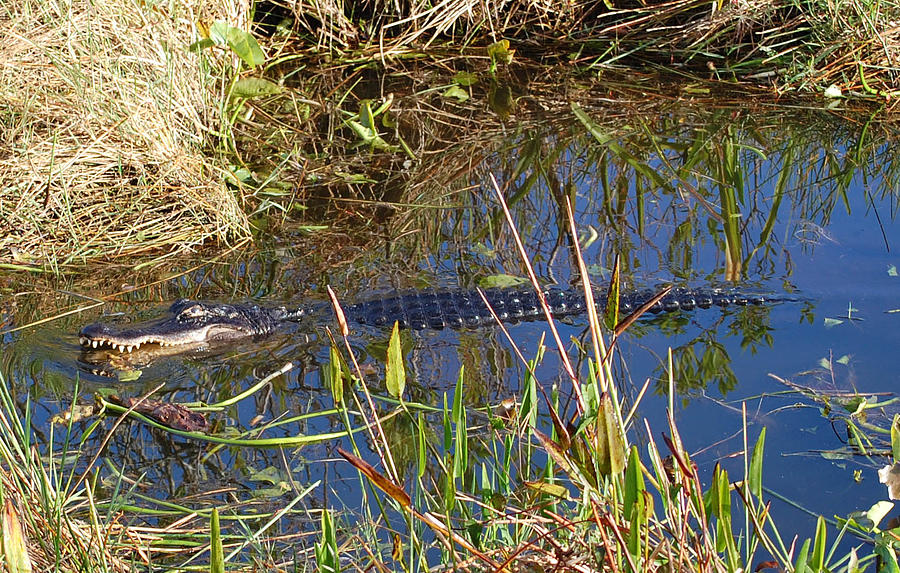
[78,287,790,354]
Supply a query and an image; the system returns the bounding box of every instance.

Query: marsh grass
[0,0,250,267]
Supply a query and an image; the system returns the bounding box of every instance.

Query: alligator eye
[178,304,205,319]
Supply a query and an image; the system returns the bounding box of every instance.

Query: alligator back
[339,287,785,330]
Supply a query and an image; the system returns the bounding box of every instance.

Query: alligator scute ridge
[78,286,793,354]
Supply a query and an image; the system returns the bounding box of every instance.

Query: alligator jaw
[78,300,274,354]
[79,320,243,353]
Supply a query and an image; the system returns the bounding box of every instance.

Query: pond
[1,92,898,566]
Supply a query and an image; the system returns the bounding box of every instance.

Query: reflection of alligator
[79,286,791,354]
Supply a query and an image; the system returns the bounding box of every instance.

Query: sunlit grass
[0,0,250,268]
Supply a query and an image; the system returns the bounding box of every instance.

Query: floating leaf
[116,369,142,382]
[454,71,478,86]
[249,465,289,485]
[889,265,898,277]
[824,317,843,328]
[442,85,469,102]
[477,274,528,288]
[50,403,98,425]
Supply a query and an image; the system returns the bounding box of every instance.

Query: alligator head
[79,299,284,353]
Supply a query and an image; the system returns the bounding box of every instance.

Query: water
[1,100,898,563]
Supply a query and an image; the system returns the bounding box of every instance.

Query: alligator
[78,286,792,354]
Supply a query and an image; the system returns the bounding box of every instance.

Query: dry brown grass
[0,0,251,267]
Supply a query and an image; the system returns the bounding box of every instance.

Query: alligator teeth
[92,340,99,348]
[126,345,134,353]
[80,337,88,346]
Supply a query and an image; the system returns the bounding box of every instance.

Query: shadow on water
[1,90,899,564]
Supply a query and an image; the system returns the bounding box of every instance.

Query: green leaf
[328,345,343,405]
[385,322,406,399]
[794,538,811,573]
[417,412,426,478]
[623,445,644,521]
[208,21,230,45]
[315,509,340,573]
[595,392,626,476]
[452,367,467,479]
[359,100,376,130]
[810,516,826,571]
[477,274,528,289]
[892,414,900,462]
[2,500,32,573]
[116,369,142,382]
[824,317,843,328]
[442,85,469,102]
[866,501,894,530]
[749,427,766,499]
[454,71,478,86]
[225,26,266,67]
[875,539,900,573]
[188,38,216,53]
[604,263,620,330]
[524,480,570,500]
[344,120,394,151]
[233,77,282,98]
[888,264,897,277]
[210,508,224,573]
[486,40,514,65]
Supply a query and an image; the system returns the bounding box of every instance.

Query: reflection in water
[0,100,897,563]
